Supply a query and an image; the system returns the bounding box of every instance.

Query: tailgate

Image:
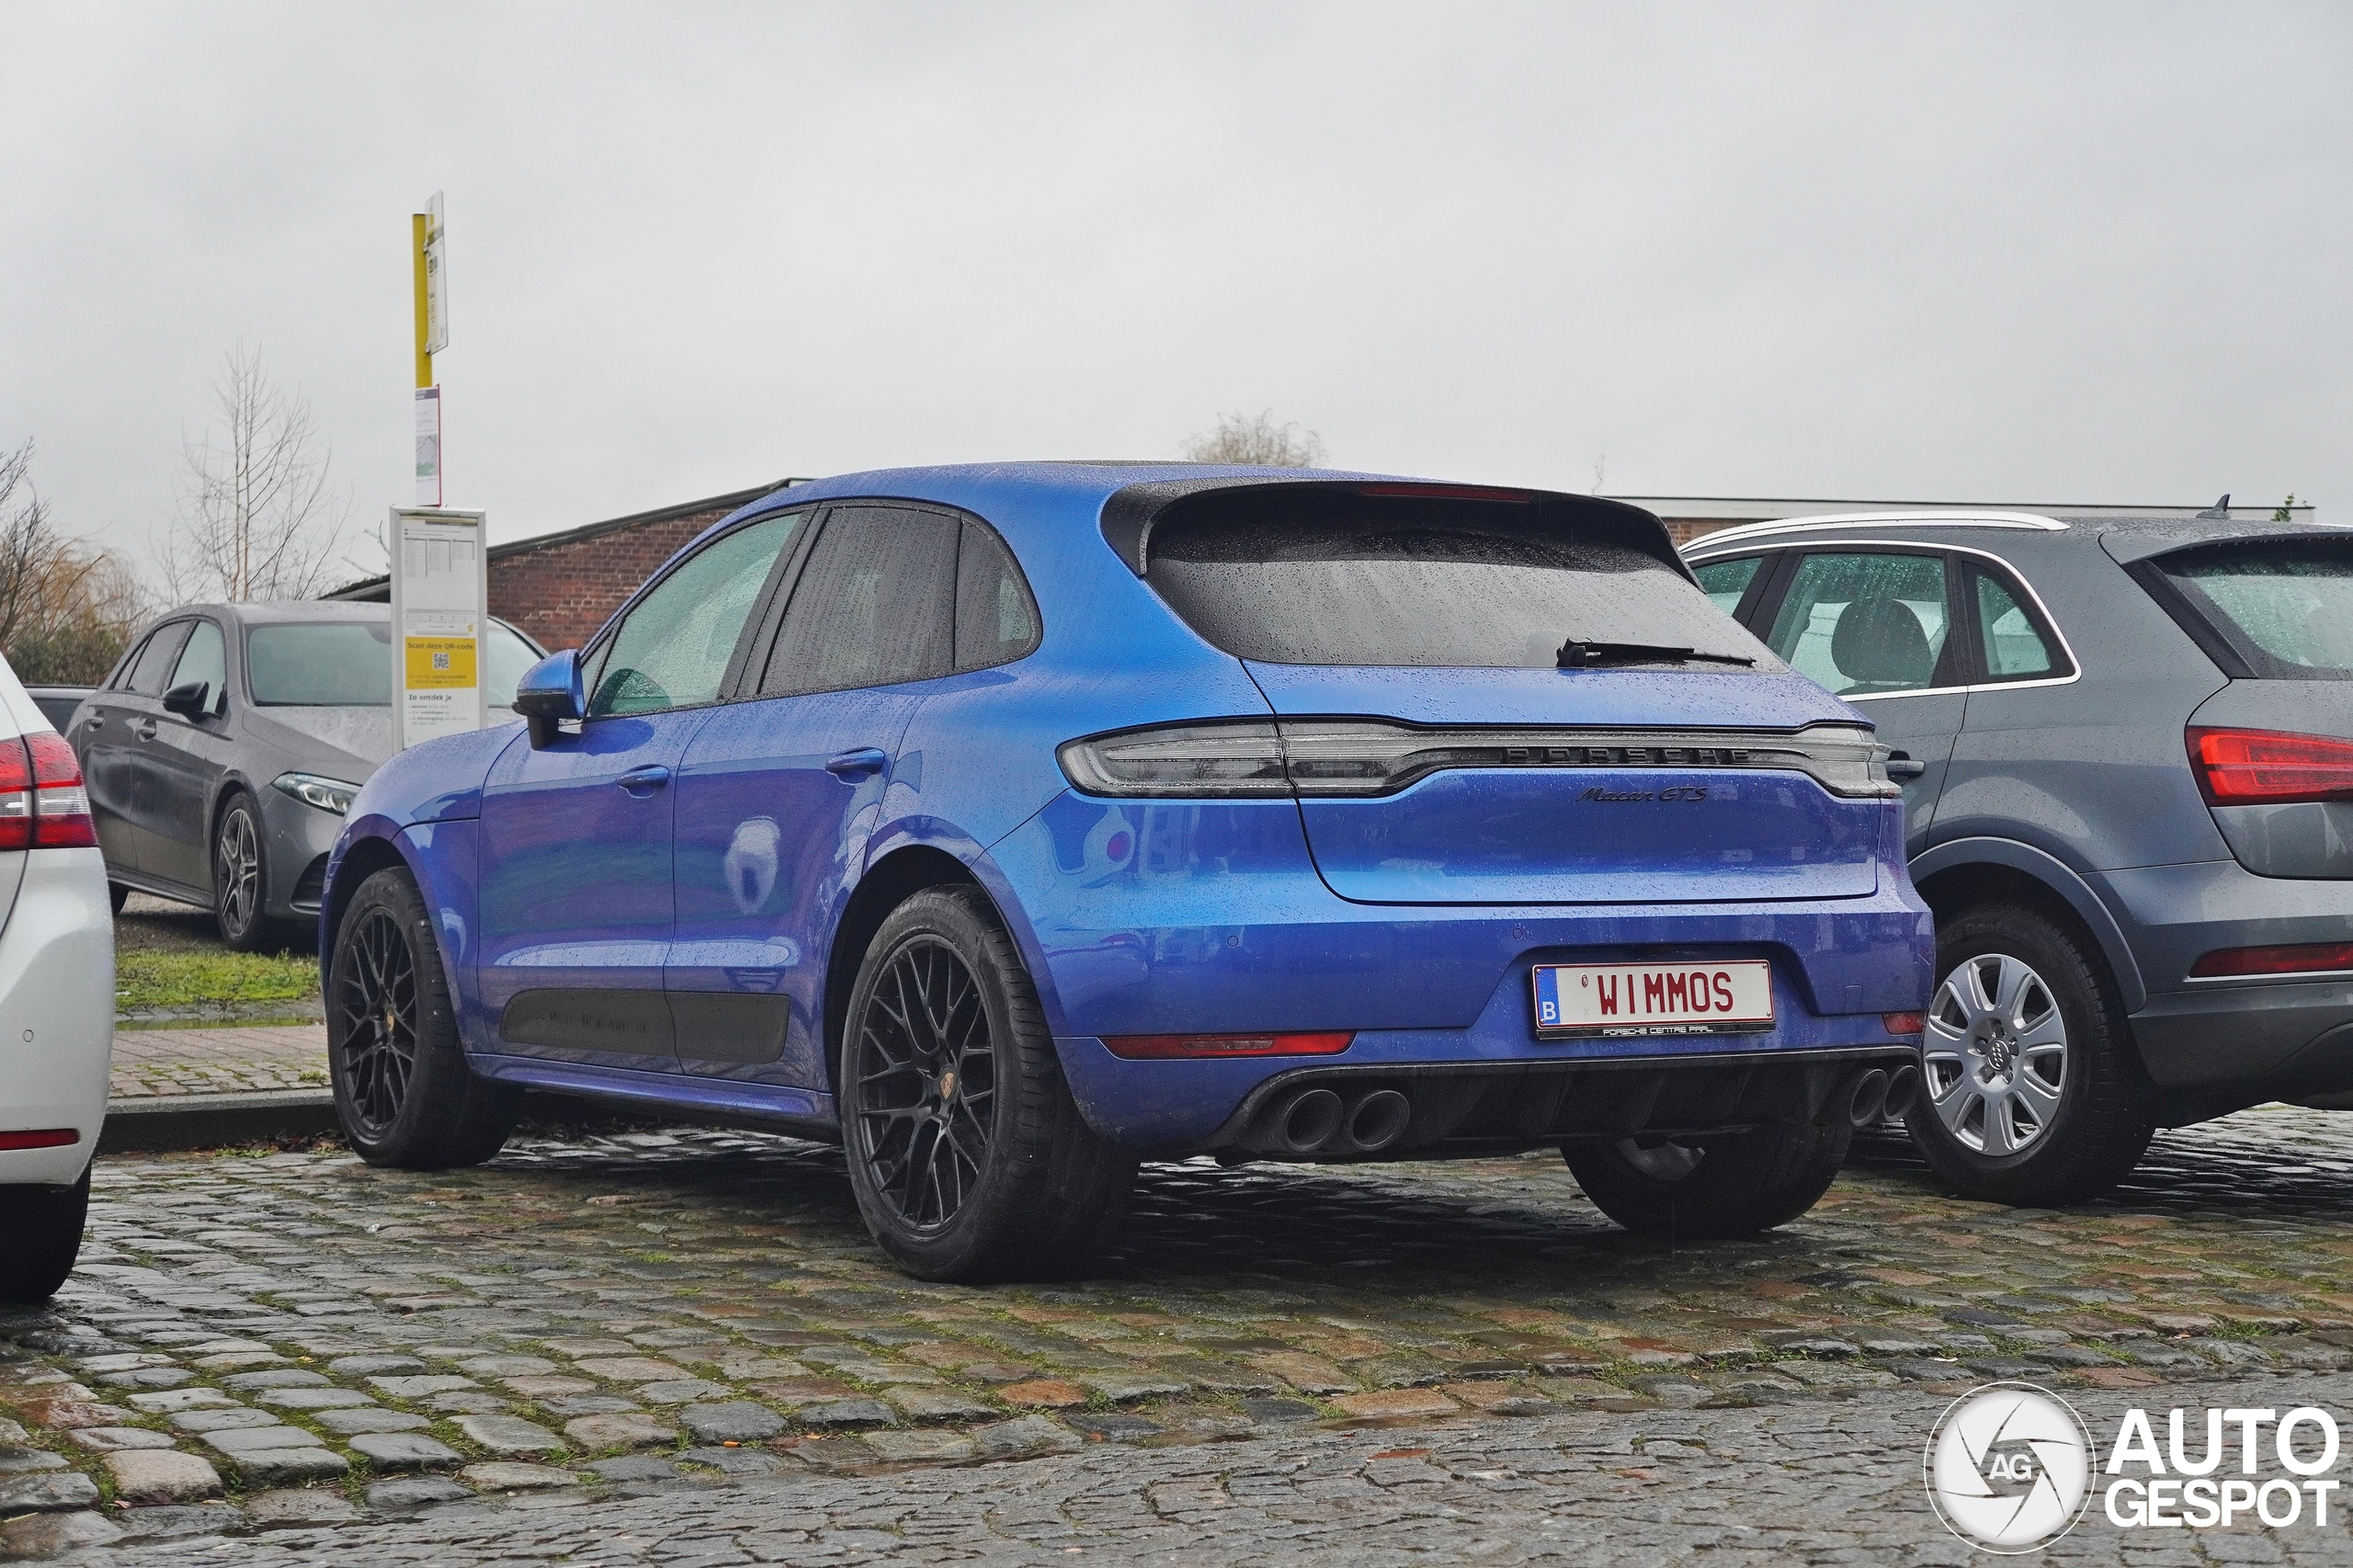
[1250,665,1890,905]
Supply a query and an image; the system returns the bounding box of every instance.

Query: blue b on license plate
[1530,960,1774,1039]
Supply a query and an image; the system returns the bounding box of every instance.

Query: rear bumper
[0,847,114,1187]
[2100,858,2353,1091]
[987,792,1933,1151]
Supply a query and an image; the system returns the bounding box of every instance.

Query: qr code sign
[432,652,451,671]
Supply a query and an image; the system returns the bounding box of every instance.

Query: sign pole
[392,196,481,752]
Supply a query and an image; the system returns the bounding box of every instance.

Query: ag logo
[1925,1382,2095,1553]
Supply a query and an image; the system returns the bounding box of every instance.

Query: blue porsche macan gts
[322,464,1934,1280]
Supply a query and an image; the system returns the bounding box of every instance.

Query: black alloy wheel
[326,866,519,1169]
[839,886,1134,1281]
[335,904,418,1139]
[851,937,1001,1231]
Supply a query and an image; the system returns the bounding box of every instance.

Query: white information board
[414,388,442,506]
[388,506,488,751]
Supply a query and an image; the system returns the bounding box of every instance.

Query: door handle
[616,765,673,796]
[824,747,889,780]
[85,714,104,732]
[1885,752,1927,780]
[134,719,158,741]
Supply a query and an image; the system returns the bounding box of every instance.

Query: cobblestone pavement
[6,1105,2353,1563]
[107,1027,325,1099]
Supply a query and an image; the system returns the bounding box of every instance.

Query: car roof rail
[1683,512,2068,551]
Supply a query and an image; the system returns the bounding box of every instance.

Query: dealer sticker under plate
[1531,960,1774,1039]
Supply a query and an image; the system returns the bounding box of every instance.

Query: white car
[0,653,113,1301]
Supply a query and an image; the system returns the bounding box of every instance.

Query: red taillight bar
[1101,1031,1354,1060]
[1881,1011,1927,1036]
[2189,942,2353,979]
[0,1129,80,1151]
[2188,727,2353,806]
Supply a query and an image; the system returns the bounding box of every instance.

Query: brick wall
[487,507,734,653]
[1659,517,1744,546]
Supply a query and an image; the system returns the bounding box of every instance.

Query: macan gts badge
[321,464,1934,1280]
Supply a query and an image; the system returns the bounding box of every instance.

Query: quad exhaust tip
[1847,1067,1890,1129]
[1882,1062,1920,1121]
[1344,1088,1411,1153]
[1275,1088,1345,1153]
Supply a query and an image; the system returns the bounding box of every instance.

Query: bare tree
[159,344,354,602]
[1179,409,1328,468]
[0,440,147,684]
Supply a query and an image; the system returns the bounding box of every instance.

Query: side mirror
[514,650,585,748]
[162,680,212,720]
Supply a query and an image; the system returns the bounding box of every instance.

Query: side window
[1972,567,2060,681]
[125,623,194,697]
[167,620,228,711]
[1691,555,1764,617]
[1765,551,1952,697]
[760,507,958,697]
[955,520,1041,672]
[586,511,802,718]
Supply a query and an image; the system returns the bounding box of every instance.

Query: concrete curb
[98,1089,339,1153]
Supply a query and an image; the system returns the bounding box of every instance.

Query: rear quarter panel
[1933,537,2231,873]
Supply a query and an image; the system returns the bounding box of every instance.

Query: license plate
[1530,960,1774,1039]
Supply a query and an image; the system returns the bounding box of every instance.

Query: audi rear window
[2151,540,2353,680]
[1142,492,1771,669]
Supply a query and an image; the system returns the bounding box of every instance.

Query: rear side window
[1970,570,2057,680]
[2155,541,2353,679]
[1142,492,1765,668]
[760,506,959,696]
[955,521,1041,672]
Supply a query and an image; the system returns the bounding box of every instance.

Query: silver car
[63,602,542,949]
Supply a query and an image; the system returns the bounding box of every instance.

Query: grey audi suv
[1686,510,2353,1204]
[64,602,542,949]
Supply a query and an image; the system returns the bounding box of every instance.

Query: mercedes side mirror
[162,680,212,721]
[514,650,585,748]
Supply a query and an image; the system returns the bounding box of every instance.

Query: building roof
[322,481,806,602]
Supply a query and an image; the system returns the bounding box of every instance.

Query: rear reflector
[2188,727,2353,806]
[1881,1011,1926,1036]
[2189,942,2353,978]
[0,1129,80,1151]
[1101,1031,1354,1060]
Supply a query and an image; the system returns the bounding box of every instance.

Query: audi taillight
[0,733,97,850]
[2188,727,2353,806]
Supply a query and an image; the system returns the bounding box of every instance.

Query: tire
[839,886,1135,1282]
[1904,903,2156,1205]
[0,1168,90,1304]
[213,791,283,951]
[108,882,130,915]
[327,866,519,1169]
[1564,1119,1851,1240]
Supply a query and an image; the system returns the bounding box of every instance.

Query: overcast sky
[4,2,2346,580]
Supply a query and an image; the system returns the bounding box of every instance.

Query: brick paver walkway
[106,1027,327,1100]
[6,1106,2353,1561]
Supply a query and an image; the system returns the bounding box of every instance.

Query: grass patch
[116,947,318,1011]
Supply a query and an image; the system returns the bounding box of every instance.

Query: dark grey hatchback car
[1687,511,2353,1204]
[64,603,541,949]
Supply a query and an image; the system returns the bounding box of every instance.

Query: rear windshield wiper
[1557,638,1756,669]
